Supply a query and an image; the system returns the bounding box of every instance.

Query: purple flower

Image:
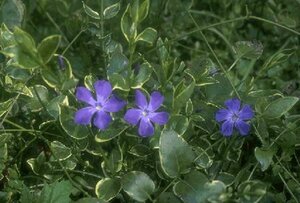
[215,98,254,136]
[124,90,169,137]
[74,80,126,130]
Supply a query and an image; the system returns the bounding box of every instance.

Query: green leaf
[27,152,47,175]
[82,1,100,19]
[50,141,72,161]
[121,5,136,42]
[46,95,69,119]
[173,171,225,203]
[0,99,13,117]
[103,2,120,19]
[107,51,128,77]
[130,0,150,23]
[109,73,130,91]
[122,171,155,202]
[75,198,107,203]
[237,181,267,202]
[0,0,25,29]
[216,172,235,186]
[254,147,275,171]
[159,130,195,178]
[136,27,157,45]
[165,114,189,135]
[5,64,31,81]
[95,119,127,142]
[0,24,15,47]
[37,35,61,64]
[103,147,123,174]
[185,99,193,115]
[129,144,152,157]
[263,97,299,118]
[156,192,181,203]
[14,27,37,52]
[20,186,34,203]
[26,85,49,112]
[2,45,40,69]
[95,178,121,201]
[41,68,60,88]
[233,41,263,60]
[131,62,152,88]
[173,81,195,112]
[194,147,213,169]
[84,74,97,91]
[0,136,9,181]
[38,181,73,203]
[59,105,89,139]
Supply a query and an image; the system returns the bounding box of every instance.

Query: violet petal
[239,105,254,120]
[76,87,96,106]
[74,107,96,125]
[215,109,232,122]
[148,112,169,125]
[94,80,112,104]
[235,120,250,136]
[148,91,164,112]
[103,95,126,112]
[124,108,142,125]
[221,120,234,136]
[138,117,154,137]
[135,90,148,110]
[225,98,241,113]
[93,110,112,130]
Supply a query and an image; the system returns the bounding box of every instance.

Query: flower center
[142,110,148,117]
[232,113,239,121]
[96,105,102,110]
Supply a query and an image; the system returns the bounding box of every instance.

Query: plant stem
[187,10,241,99]
[249,16,300,36]
[278,173,299,203]
[61,29,84,56]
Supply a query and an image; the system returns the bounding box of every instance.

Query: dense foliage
[0,0,300,202]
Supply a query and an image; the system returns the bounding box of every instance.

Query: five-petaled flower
[124,90,169,137]
[74,80,126,130]
[215,98,254,136]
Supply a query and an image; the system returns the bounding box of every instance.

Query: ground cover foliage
[0,0,300,202]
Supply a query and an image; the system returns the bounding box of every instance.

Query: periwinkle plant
[215,98,254,136]
[74,80,126,130]
[124,90,169,137]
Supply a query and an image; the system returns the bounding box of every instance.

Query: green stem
[275,156,300,187]
[54,169,103,179]
[46,12,70,44]
[61,30,84,56]
[249,15,300,36]
[99,0,107,72]
[278,173,299,203]
[247,163,258,181]
[154,178,177,202]
[187,11,241,99]
[194,138,223,162]
[0,76,32,127]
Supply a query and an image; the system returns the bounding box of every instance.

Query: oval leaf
[122,171,155,202]
[159,130,195,178]
[173,171,225,203]
[50,141,71,161]
[254,147,275,171]
[103,2,120,19]
[59,105,89,139]
[82,1,100,19]
[95,178,121,201]
[136,27,157,45]
[37,35,61,64]
[263,97,299,118]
